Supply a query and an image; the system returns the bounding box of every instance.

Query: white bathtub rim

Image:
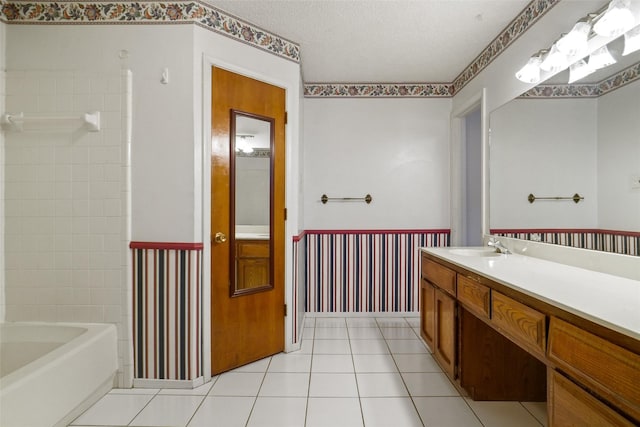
[0,321,117,393]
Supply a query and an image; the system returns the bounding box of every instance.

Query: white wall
[0,21,6,321]
[303,98,451,230]
[489,98,598,229]
[597,80,640,231]
[236,156,270,225]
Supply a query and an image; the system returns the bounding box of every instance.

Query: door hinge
[284,208,287,221]
[284,304,288,317]
[284,111,288,125]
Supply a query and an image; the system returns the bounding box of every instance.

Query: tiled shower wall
[3,69,132,386]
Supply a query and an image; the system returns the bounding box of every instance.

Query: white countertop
[422,247,640,341]
[236,233,269,240]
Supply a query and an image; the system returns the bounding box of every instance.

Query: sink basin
[449,248,502,257]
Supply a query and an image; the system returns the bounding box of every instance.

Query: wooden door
[434,288,456,378]
[211,67,286,374]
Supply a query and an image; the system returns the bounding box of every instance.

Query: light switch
[161,68,169,84]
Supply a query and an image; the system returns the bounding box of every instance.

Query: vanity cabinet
[420,249,640,425]
[420,257,457,378]
[235,240,270,290]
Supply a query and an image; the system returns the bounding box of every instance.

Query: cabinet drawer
[491,292,546,357]
[457,275,490,319]
[237,241,270,258]
[548,317,640,422]
[421,256,456,297]
[549,370,635,427]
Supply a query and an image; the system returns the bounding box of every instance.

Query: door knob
[214,232,227,243]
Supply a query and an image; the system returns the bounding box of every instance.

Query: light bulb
[593,0,636,38]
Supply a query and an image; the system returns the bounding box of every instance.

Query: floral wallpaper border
[452,0,561,95]
[0,0,301,63]
[303,83,453,98]
[519,62,640,98]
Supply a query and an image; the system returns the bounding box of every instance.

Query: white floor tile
[72,394,153,426]
[347,327,383,339]
[346,317,379,327]
[259,372,310,397]
[522,402,548,426]
[309,373,359,397]
[386,339,428,354]
[393,354,442,373]
[306,398,363,427]
[349,339,389,354]
[130,395,205,427]
[313,339,351,354]
[405,317,420,328]
[247,397,307,427]
[413,396,484,427]
[312,354,354,372]
[314,327,349,339]
[402,372,460,396]
[268,353,312,372]
[356,373,408,397]
[231,357,272,373]
[352,354,398,372]
[466,400,544,427]
[298,339,314,354]
[108,387,160,395]
[304,317,316,328]
[187,396,254,427]
[380,326,419,340]
[360,397,423,427]
[376,317,411,328]
[159,381,214,395]
[302,327,315,340]
[315,317,347,328]
[209,372,265,396]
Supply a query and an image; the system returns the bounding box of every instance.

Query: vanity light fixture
[568,58,595,83]
[593,0,635,38]
[589,45,617,69]
[556,16,594,57]
[540,42,569,73]
[515,50,546,83]
[623,24,640,55]
[515,0,638,84]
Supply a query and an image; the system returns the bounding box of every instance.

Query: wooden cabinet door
[549,370,636,427]
[421,279,435,351]
[434,288,456,378]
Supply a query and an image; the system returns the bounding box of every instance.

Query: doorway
[462,107,483,246]
[210,67,286,375]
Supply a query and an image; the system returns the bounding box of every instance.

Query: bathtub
[0,322,118,427]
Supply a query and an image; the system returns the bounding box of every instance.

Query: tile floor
[70,316,547,427]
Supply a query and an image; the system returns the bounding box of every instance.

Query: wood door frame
[200,56,298,382]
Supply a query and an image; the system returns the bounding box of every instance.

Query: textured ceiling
[208,0,531,83]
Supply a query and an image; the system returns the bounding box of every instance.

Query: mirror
[230,111,274,295]
[489,37,640,256]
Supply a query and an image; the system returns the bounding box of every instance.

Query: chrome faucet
[488,238,511,254]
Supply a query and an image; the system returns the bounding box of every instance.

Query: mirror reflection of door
[231,112,274,295]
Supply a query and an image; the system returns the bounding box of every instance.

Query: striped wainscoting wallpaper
[130,242,203,381]
[491,229,640,257]
[305,230,450,313]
